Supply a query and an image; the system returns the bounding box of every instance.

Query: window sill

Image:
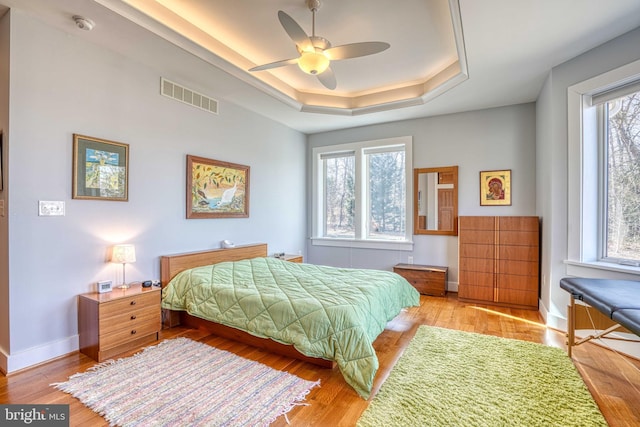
[311,237,414,251]
[565,259,640,278]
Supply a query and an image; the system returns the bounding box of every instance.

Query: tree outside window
[605,90,640,262]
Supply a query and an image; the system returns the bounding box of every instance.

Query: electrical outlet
[408,256,414,264]
[39,201,65,216]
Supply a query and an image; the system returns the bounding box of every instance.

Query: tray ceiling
[101,0,468,115]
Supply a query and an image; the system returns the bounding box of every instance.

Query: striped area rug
[53,338,320,426]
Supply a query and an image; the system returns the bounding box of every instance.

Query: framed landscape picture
[186,155,250,219]
[479,169,511,206]
[72,134,129,201]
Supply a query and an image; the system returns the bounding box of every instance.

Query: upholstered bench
[560,277,640,356]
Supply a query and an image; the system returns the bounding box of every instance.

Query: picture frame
[479,169,511,206]
[72,134,129,201]
[186,155,249,219]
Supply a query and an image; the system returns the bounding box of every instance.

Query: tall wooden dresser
[458,216,539,309]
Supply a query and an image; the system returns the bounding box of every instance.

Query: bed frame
[160,243,335,368]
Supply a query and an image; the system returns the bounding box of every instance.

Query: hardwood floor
[2,293,639,426]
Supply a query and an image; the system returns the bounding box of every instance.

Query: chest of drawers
[458,216,539,309]
[78,284,161,362]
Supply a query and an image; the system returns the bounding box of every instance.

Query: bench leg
[567,297,575,357]
[566,295,623,357]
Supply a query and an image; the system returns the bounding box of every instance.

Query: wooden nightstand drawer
[101,317,161,349]
[99,292,159,318]
[99,305,160,335]
[79,284,161,362]
[394,264,448,297]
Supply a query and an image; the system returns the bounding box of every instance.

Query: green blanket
[161,257,420,398]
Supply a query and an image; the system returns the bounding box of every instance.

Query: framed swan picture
[186,155,250,219]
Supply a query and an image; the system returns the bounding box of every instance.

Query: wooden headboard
[160,243,267,286]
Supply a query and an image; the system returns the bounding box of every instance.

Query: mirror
[414,166,458,235]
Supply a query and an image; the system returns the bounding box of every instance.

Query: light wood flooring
[2,293,639,426]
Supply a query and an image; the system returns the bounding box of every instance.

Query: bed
[160,243,420,398]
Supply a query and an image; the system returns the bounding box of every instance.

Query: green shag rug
[357,326,607,427]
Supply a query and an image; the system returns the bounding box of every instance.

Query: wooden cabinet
[282,254,303,263]
[78,284,161,362]
[393,264,448,296]
[458,216,539,309]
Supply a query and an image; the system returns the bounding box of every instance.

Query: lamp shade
[298,51,330,75]
[111,244,136,264]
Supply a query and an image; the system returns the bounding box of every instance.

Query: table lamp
[111,244,136,289]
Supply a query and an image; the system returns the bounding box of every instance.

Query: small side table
[78,284,161,361]
[393,264,448,296]
[282,254,303,263]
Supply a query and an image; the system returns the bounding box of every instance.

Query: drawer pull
[130,315,137,320]
[131,330,137,335]
[130,301,136,306]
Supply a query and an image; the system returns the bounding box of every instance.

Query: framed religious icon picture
[479,169,511,206]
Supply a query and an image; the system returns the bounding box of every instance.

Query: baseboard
[447,281,458,293]
[538,299,568,331]
[3,335,79,374]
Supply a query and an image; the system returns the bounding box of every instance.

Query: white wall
[1,9,306,372]
[536,26,640,330]
[306,103,537,290]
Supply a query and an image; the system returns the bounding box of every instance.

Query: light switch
[39,201,65,216]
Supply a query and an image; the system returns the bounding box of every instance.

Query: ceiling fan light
[298,51,330,75]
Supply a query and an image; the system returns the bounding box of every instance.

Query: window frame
[311,136,413,251]
[566,59,640,276]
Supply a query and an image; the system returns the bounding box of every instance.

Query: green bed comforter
[161,257,420,398]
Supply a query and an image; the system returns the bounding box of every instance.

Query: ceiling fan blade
[249,57,299,72]
[278,10,313,52]
[317,67,337,90]
[325,41,390,60]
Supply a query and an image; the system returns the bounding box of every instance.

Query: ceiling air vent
[161,77,218,115]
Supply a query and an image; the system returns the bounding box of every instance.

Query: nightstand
[393,264,448,296]
[282,254,303,263]
[78,283,161,362]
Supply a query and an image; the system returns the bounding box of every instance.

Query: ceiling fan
[248,0,390,90]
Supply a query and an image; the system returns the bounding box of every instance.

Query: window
[323,152,355,238]
[567,59,640,273]
[600,89,640,263]
[312,136,413,250]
